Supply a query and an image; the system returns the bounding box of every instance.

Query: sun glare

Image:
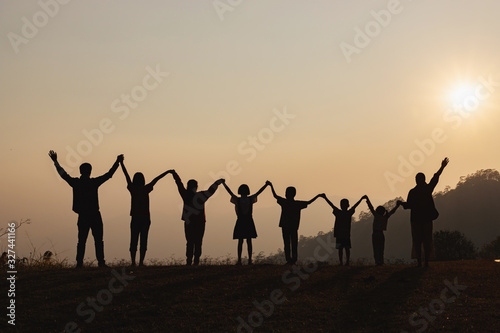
[448,82,479,111]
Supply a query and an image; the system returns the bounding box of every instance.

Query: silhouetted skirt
[233,216,257,239]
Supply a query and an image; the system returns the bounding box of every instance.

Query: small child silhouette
[365,195,401,265]
[222,180,269,265]
[267,181,322,265]
[321,194,364,266]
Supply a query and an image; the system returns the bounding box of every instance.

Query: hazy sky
[1,0,499,262]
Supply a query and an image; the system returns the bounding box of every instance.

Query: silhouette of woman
[120,157,172,266]
[222,180,269,265]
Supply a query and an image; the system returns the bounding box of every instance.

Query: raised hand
[48,150,58,162]
[117,154,124,163]
[441,157,449,168]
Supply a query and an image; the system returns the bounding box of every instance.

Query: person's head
[79,163,92,177]
[340,199,350,210]
[132,172,145,187]
[376,206,387,216]
[187,179,198,193]
[415,172,426,186]
[285,187,296,200]
[238,184,250,196]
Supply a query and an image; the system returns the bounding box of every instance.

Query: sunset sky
[1,1,499,262]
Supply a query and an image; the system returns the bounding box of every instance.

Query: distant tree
[433,230,476,261]
[479,236,500,259]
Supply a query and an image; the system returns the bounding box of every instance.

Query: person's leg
[282,229,291,264]
[338,248,343,265]
[130,218,140,266]
[247,238,253,264]
[381,232,385,265]
[237,239,243,264]
[422,221,433,267]
[345,248,351,266]
[90,212,106,267]
[193,222,206,265]
[372,233,378,265]
[411,221,423,267]
[184,222,194,265]
[290,229,298,265]
[76,215,91,267]
[139,217,151,266]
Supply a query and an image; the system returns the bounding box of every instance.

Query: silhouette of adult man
[49,150,123,268]
[170,170,223,266]
[399,157,449,267]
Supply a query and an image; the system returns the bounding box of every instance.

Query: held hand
[217,178,225,185]
[265,180,272,186]
[117,154,124,163]
[362,195,368,200]
[441,157,449,168]
[48,150,58,162]
[396,200,403,206]
[167,169,175,174]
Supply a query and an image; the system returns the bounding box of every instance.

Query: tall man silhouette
[49,150,123,268]
[399,157,449,267]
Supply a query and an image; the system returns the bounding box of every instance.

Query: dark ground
[1,260,499,332]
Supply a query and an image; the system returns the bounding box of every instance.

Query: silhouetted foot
[248,259,253,265]
[75,263,83,269]
[139,262,145,267]
[98,262,108,268]
[131,262,136,267]
[235,260,242,266]
[345,261,350,266]
[338,263,343,266]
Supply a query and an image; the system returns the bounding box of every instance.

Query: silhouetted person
[222,181,269,265]
[365,195,401,266]
[400,157,449,267]
[120,157,172,267]
[267,181,322,265]
[170,171,223,266]
[321,194,364,266]
[48,150,123,268]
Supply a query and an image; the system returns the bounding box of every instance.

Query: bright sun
[448,82,479,111]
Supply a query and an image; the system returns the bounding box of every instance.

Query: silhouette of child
[120,157,172,266]
[365,195,401,266]
[222,180,269,265]
[267,181,322,265]
[171,171,224,266]
[321,194,364,266]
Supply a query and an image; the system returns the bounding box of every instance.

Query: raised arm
[48,150,72,183]
[364,195,376,215]
[351,196,365,211]
[170,170,186,196]
[306,194,323,205]
[252,183,269,197]
[266,181,281,200]
[320,194,338,210]
[206,178,224,195]
[222,180,236,198]
[387,201,401,218]
[120,160,132,186]
[429,157,449,189]
[148,170,173,187]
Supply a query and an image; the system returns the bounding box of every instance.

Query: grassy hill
[2,260,499,332]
